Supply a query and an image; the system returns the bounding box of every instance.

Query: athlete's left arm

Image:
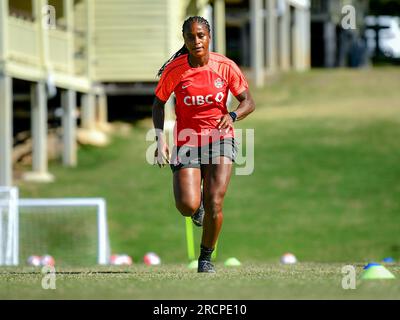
[218,89,255,130]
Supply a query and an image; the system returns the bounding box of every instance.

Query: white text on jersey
[183,92,225,106]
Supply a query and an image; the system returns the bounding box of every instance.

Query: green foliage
[369,0,400,15]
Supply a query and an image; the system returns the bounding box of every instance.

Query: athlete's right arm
[152,97,170,168]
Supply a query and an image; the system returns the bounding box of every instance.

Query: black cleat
[191,202,204,227]
[198,260,216,273]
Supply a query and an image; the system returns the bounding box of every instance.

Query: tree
[369,0,400,16]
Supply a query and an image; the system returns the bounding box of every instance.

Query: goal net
[0,188,111,267]
[18,198,111,266]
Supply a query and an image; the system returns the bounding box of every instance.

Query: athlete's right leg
[173,167,202,217]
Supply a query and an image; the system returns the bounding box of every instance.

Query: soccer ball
[27,255,41,267]
[280,253,297,264]
[110,254,133,266]
[41,255,55,267]
[143,252,161,266]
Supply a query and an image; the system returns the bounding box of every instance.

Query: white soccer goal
[0,187,111,266]
[18,198,111,266]
[0,187,19,266]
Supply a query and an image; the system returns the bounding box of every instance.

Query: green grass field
[1,263,399,299]
[3,67,400,299]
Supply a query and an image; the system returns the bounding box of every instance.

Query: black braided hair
[182,16,211,36]
[156,44,188,78]
[157,16,211,77]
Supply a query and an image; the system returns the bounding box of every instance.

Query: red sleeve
[155,73,173,103]
[228,61,249,97]
[155,65,182,103]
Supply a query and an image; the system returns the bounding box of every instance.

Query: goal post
[18,198,111,266]
[1,187,111,267]
[0,186,19,266]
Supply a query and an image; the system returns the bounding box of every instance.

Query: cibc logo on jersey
[183,92,225,106]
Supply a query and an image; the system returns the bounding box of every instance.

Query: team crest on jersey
[214,78,224,89]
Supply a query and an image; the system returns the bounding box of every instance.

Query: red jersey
[155,52,248,147]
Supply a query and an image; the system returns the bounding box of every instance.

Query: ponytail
[157,45,188,78]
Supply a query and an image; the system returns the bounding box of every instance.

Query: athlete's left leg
[201,157,233,249]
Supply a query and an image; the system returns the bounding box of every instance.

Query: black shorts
[170,138,238,173]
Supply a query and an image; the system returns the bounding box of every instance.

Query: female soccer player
[152,16,255,273]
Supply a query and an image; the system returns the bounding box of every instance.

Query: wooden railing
[74,29,87,76]
[7,15,87,77]
[8,16,40,66]
[49,28,70,73]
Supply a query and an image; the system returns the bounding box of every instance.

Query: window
[8,0,34,21]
